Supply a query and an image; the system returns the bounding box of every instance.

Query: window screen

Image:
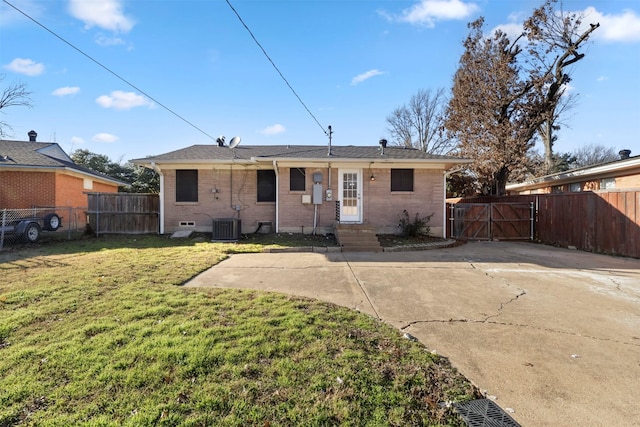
[391,169,414,192]
[176,170,198,202]
[257,170,276,202]
[290,168,305,191]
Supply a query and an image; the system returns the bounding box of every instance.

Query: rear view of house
[132,139,470,238]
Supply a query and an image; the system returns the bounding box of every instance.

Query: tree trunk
[540,122,554,173]
[494,166,510,196]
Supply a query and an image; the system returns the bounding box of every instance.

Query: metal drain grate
[453,399,521,427]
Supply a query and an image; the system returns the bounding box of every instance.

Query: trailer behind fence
[86,193,159,236]
[0,206,86,250]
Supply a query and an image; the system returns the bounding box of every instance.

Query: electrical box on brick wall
[313,184,322,205]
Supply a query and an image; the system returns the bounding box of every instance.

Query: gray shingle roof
[135,144,467,162]
[0,140,67,167]
[0,139,127,185]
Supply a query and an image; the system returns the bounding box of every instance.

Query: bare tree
[0,75,33,138]
[571,143,619,168]
[385,88,453,154]
[445,0,599,195]
[524,0,599,172]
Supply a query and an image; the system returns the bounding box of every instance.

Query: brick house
[506,150,640,194]
[0,132,125,213]
[132,141,470,237]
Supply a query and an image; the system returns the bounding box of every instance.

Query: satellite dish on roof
[229,136,241,148]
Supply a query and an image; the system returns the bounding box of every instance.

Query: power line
[225,0,328,136]
[2,0,217,142]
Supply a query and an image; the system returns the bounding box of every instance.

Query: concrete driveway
[185,241,640,427]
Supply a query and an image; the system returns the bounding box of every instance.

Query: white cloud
[96,91,153,110]
[351,69,385,86]
[388,0,479,27]
[596,75,608,82]
[52,86,80,96]
[580,7,640,43]
[68,0,135,33]
[95,34,126,47]
[260,124,286,136]
[70,136,85,144]
[3,58,44,76]
[92,133,119,143]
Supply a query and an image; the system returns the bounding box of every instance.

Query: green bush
[399,210,434,237]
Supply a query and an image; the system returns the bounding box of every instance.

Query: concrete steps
[335,225,382,252]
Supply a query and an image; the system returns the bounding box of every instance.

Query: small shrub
[398,210,434,237]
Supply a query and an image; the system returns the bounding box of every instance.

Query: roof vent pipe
[379,139,387,155]
[619,149,631,160]
[216,136,225,147]
[28,130,37,142]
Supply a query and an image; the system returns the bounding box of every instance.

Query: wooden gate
[449,202,535,240]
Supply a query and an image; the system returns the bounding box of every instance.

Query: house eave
[134,157,473,171]
[507,157,640,191]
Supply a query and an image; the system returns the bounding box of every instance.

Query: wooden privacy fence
[536,191,639,258]
[86,193,159,235]
[447,191,640,258]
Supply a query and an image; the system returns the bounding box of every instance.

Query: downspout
[273,160,279,233]
[151,162,164,235]
[442,171,447,238]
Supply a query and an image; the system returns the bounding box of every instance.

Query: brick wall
[365,168,445,236]
[162,168,275,234]
[0,171,56,208]
[160,166,446,236]
[277,167,445,236]
[616,173,640,188]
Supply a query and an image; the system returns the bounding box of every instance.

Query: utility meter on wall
[325,188,333,201]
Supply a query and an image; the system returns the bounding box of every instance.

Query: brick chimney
[28,130,37,142]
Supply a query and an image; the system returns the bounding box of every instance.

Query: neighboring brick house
[0,132,125,213]
[506,150,640,195]
[132,141,470,237]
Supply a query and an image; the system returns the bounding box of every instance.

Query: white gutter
[273,160,279,233]
[151,162,164,234]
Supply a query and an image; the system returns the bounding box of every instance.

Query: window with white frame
[600,177,616,190]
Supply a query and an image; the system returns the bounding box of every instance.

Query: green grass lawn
[0,235,478,426]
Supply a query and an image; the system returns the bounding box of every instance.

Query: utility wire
[2,0,217,142]
[225,0,328,136]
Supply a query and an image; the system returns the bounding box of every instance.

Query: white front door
[338,169,362,223]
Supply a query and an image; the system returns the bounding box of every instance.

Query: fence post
[529,201,535,241]
[96,194,100,237]
[448,204,454,239]
[0,209,6,251]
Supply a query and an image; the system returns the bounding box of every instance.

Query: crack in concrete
[483,290,527,322]
[604,275,640,300]
[341,254,381,320]
[399,318,640,347]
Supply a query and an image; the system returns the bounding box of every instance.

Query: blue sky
[1,0,639,163]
